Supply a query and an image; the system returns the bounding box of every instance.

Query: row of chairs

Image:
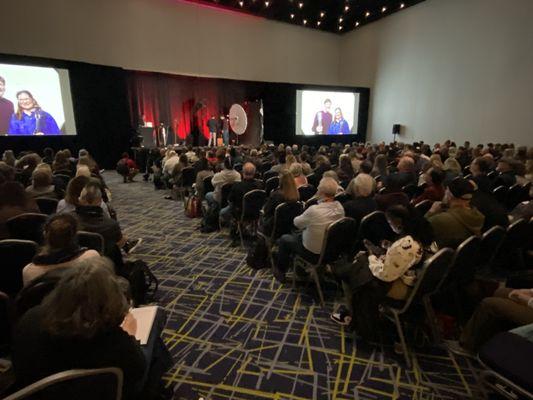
[493,182,531,210]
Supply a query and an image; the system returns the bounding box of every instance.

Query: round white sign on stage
[229,104,248,135]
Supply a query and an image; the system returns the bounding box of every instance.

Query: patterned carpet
[108,172,484,400]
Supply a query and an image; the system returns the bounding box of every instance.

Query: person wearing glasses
[8,90,60,135]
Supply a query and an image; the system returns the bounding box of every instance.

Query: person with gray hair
[272,177,345,283]
[342,173,378,223]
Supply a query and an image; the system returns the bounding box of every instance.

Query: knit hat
[448,177,476,200]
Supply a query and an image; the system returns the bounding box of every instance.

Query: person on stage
[0,76,14,134]
[311,99,333,135]
[207,115,218,147]
[220,114,229,146]
[8,90,60,135]
[328,107,350,135]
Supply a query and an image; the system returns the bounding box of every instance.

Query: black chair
[36,197,59,215]
[477,225,506,274]
[3,367,124,400]
[521,182,531,202]
[0,239,38,296]
[53,173,71,188]
[493,185,508,205]
[356,211,395,249]
[53,169,73,177]
[262,170,278,181]
[306,173,318,187]
[487,170,499,181]
[304,197,318,210]
[0,291,10,356]
[402,184,418,199]
[381,248,455,367]
[236,189,267,247]
[258,162,273,176]
[478,331,533,400]
[270,201,304,241]
[7,213,48,244]
[293,217,357,307]
[234,163,243,173]
[505,183,524,210]
[298,184,317,202]
[175,166,196,205]
[334,192,351,204]
[220,183,234,209]
[203,175,214,196]
[496,218,530,270]
[77,231,105,254]
[414,199,433,216]
[265,176,280,196]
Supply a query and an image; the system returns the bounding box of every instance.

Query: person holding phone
[330,205,433,342]
[8,90,60,135]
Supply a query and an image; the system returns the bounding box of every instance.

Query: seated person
[330,205,432,341]
[425,177,485,248]
[262,170,300,237]
[272,177,345,283]
[494,158,517,188]
[381,156,417,189]
[412,167,445,205]
[289,163,308,188]
[12,257,172,400]
[22,213,99,285]
[0,181,39,239]
[194,156,214,200]
[220,162,262,226]
[456,287,533,354]
[205,157,241,211]
[375,182,410,211]
[342,173,377,223]
[117,152,139,183]
[442,157,462,186]
[25,167,58,199]
[56,175,111,217]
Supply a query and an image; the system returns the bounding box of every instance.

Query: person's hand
[509,289,533,306]
[428,201,443,214]
[120,312,137,337]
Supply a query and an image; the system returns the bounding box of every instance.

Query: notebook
[130,306,158,345]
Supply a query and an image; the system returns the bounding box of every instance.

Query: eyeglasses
[18,98,32,102]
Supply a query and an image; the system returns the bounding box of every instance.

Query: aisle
[106,172,482,400]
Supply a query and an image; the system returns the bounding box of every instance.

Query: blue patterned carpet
[108,172,483,400]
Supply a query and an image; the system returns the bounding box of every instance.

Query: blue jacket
[328,119,350,135]
[8,110,60,135]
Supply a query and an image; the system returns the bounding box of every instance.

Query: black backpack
[120,260,159,306]
[246,234,269,270]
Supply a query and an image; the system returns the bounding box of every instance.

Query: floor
[109,172,484,400]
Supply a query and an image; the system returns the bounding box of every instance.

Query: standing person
[0,76,14,133]
[312,99,333,135]
[207,115,218,147]
[8,90,60,135]
[220,114,230,146]
[328,108,350,135]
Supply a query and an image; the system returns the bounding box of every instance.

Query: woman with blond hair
[289,163,308,188]
[262,170,300,236]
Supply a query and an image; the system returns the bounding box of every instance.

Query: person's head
[425,167,445,186]
[279,170,299,202]
[0,181,28,207]
[198,156,210,171]
[385,205,433,246]
[179,154,188,165]
[43,147,54,160]
[65,175,90,205]
[397,156,415,173]
[373,154,388,174]
[334,108,343,121]
[78,149,89,158]
[444,177,476,206]
[351,173,374,198]
[242,162,256,180]
[2,150,16,167]
[76,164,91,178]
[223,156,234,170]
[470,157,491,177]
[42,213,79,252]
[429,154,444,170]
[15,90,39,117]
[359,160,373,174]
[443,157,462,174]
[339,155,353,172]
[41,257,130,339]
[31,168,52,189]
[0,161,15,184]
[121,152,129,159]
[79,182,102,206]
[496,158,513,173]
[289,162,303,178]
[286,154,297,168]
[317,177,339,201]
[323,170,340,183]
[0,76,5,98]
[323,99,332,111]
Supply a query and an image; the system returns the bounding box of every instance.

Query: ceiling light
[338,25,343,31]
[365,11,370,17]
[317,21,321,26]
[303,19,307,24]
[320,11,325,18]
[381,6,387,12]
[298,2,303,8]
[339,17,343,23]
[355,21,359,27]
[264,1,269,6]
[344,5,349,12]
[400,3,405,8]
[290,13,294,19]
[239,0,243,6]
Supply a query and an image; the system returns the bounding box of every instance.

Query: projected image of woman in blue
[8,90,60,135]
[328,107,350,135]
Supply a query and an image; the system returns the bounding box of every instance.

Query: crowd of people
[0,139,532,398]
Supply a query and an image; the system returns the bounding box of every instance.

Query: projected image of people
[311,98,333,135]
[0,76,14,133]
[8,90,60,135]
[328,107,350,135]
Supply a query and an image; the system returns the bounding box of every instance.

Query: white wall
[0,0,340,85]
[340,0,533,146]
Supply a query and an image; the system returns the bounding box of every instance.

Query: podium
[139,127,156,148]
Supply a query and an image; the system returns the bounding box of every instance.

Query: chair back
[357,211,395,247]
[0,239,38,296]
[478,225,506,268]
[402,183,418,199]
[36,197,59,215]
[7,213,48,244]
[240,190,267,221]
[414,199,433,216]
[318,217,358,265]
[77,231,105,254]
[271,201,304,240]
[304,197,318,210]
[400,248,455,313]
[265,176,280,196]
[52,173,71,188]
[443,236,481,288]
[234,163,243,173]
[306,173,318,187]
[53,169,73,177]
[262,170,278,181]
[181,167,196,187]
[0,291,10,352]
[334,192,351,204]
[493,185,508,205]
[258,162,272,176]
[203,175,214,194]
[3,367,123,400]
[505,183,523,210]
[220,183,234,209]
[504,218,529,251]
[487,170,499,181]
[298,184,317,202]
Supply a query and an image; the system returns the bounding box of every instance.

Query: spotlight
[365,11,370,17]
[339,17,343,23]
[264,1,269,6]
[400,3,405,8]
[303,19,307,24]
[320,11,325,18]
[344,5,349,11]
[355,21,359,27]
[290,13,294,18]
[338,25,343,31]
[381,6,387,12]
[298,2,303,8]
[317,20,321,26]
[239,1,243,6]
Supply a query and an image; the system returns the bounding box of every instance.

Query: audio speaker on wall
[392,124,401,135]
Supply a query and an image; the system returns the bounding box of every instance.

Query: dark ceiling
[185,0,426,34]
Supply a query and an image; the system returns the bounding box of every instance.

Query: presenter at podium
[311,98,332,135]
